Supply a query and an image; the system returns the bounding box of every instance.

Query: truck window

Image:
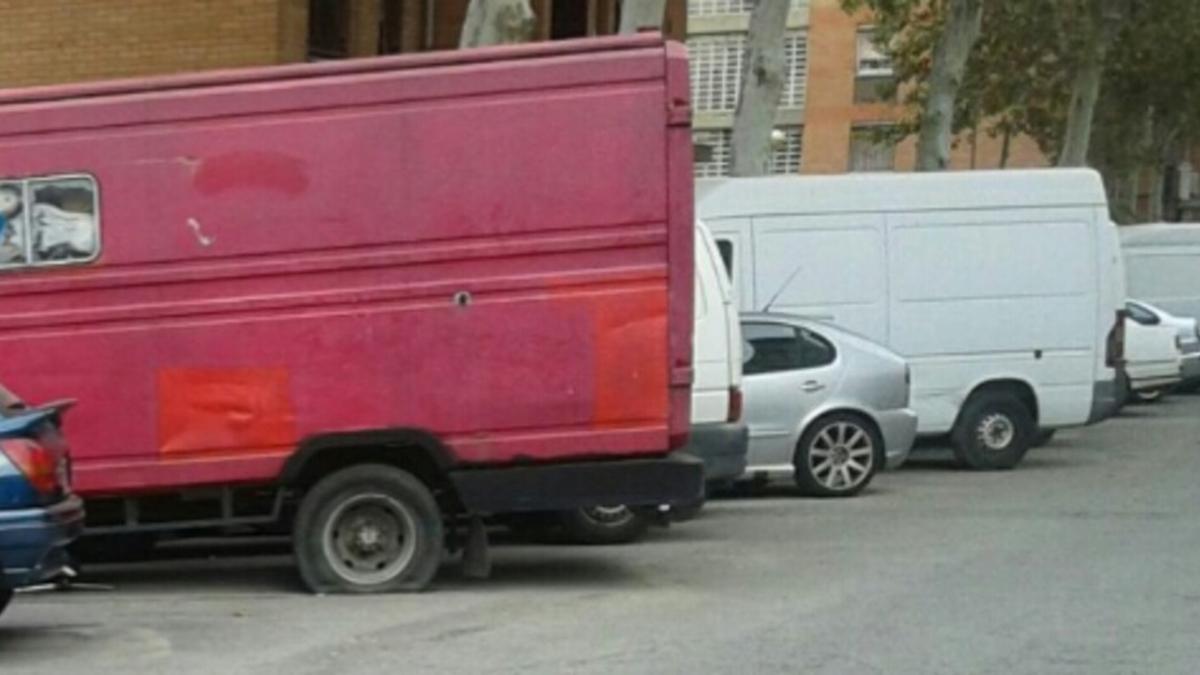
[0,174,99,269]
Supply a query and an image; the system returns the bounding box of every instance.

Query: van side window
[0,182,27,267]
[0,174,99,270]
[743,323,838,375]
[715,239,734,279]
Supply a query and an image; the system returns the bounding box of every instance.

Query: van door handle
[801,381,825,393]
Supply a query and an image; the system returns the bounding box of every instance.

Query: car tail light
[1107,310,1128,367]
[0,437,64,498]
[727,386,743,423]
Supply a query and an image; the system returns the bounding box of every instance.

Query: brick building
[1,0,1048,178]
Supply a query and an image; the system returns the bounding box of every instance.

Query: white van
[557,222,746,542]
[1120,224,1200,321]
[697,169,1126,470]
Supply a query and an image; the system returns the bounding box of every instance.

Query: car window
[742,323,837,374]
[1126,302,1160,326]
[715,239,734,279]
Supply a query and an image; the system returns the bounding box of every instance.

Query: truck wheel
[0,589,11,618]
[293,464,443,594]
[951,393,1034,470]
[793,413,881,497]
[559,506,650,545]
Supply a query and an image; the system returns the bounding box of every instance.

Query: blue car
[0,387,84,618]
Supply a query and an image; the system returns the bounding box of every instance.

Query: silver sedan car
[740,313,917,497]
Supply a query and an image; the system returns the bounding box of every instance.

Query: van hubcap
[978,414,1015,451]
[809,422,874,490]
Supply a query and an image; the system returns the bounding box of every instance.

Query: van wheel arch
[951,380,1039,470]
[281,429,459,507]
[956,379,1040,427]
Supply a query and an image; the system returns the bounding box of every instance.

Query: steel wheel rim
[323,493,419,586]
[977,413,1015,451]
[582,505,635,525]
[809,421,874,491]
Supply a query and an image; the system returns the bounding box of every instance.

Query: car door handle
[801,381,825,393]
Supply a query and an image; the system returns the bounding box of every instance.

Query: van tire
[293,464,443,594]
[0,589,11,618]
[559,506,650,545]
[951,393,1034,470]
[793,413,882,497]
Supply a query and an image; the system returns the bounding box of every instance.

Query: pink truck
[0,34,702,592]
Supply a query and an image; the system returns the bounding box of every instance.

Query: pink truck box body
[0,35,699,526]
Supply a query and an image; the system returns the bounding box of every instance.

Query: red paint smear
[194,151,309,196]
[157,367,298,456]
[591,290,669,425]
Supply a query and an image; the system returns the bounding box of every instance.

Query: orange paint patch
[591,289,670,425]
[157,367,297,456]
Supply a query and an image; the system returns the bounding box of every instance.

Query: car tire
[1130,386,1166,404]
[0,589,11,618]
[1030,429,1057,448]
[559,506,650,545]
[951,393,1034,470]
[293,464,443,594]
[793,413,882,497]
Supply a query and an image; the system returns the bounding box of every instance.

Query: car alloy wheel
[808,421,875,491]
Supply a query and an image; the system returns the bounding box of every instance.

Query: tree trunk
[460,0,536,48]
[619,0,668,34]
[1057,0,1125,167]
[729,0,791,177]
[1148,166,1165,222]
[999,126,1012,168]
[914,0,984,171]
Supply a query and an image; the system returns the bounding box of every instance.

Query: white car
[1123,305,1184,403]
[1127,300,1199,392]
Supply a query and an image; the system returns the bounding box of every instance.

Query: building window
[849,127,896,172]
[0,175,100,269]
[308,0,349,59]
[688,0,808,17]
[854,28,894,104]
[689,31,809,113]
[693,126,804,178]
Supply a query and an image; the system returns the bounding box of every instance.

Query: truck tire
[951,393,1034,470]
[559,506,650,545]
[293,464,443,594]
[0,589,11,618]
[793,413,881,497]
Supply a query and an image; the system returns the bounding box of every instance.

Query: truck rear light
[727,386,743,423]
[0,438,63,498]
[1107,309,1128,367]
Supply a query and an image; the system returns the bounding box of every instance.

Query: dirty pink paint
[0,35,694,497]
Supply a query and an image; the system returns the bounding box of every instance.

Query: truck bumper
[0,495,85,589]
[679,422,748,484]
[449,452,705,515]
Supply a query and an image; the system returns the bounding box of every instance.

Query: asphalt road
[3,393,1199,674]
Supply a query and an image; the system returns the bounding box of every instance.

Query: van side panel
[749,214,888,343]
[887,209,1099,432]
[0,41,691,495]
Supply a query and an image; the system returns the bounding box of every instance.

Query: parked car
[1120,223,1200,322]
[1127,300,1200,391]
[699,169,1127,470]
[739,313,916,497]
[0,385,84,618]
[558,221,748,543]
[1124,302,1187,402]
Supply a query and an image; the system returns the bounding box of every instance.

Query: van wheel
[793,414,881,497]
[559,506,650,545]
[951,393,1034,470]
[293,464,443,594]
[0,589,11,618]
